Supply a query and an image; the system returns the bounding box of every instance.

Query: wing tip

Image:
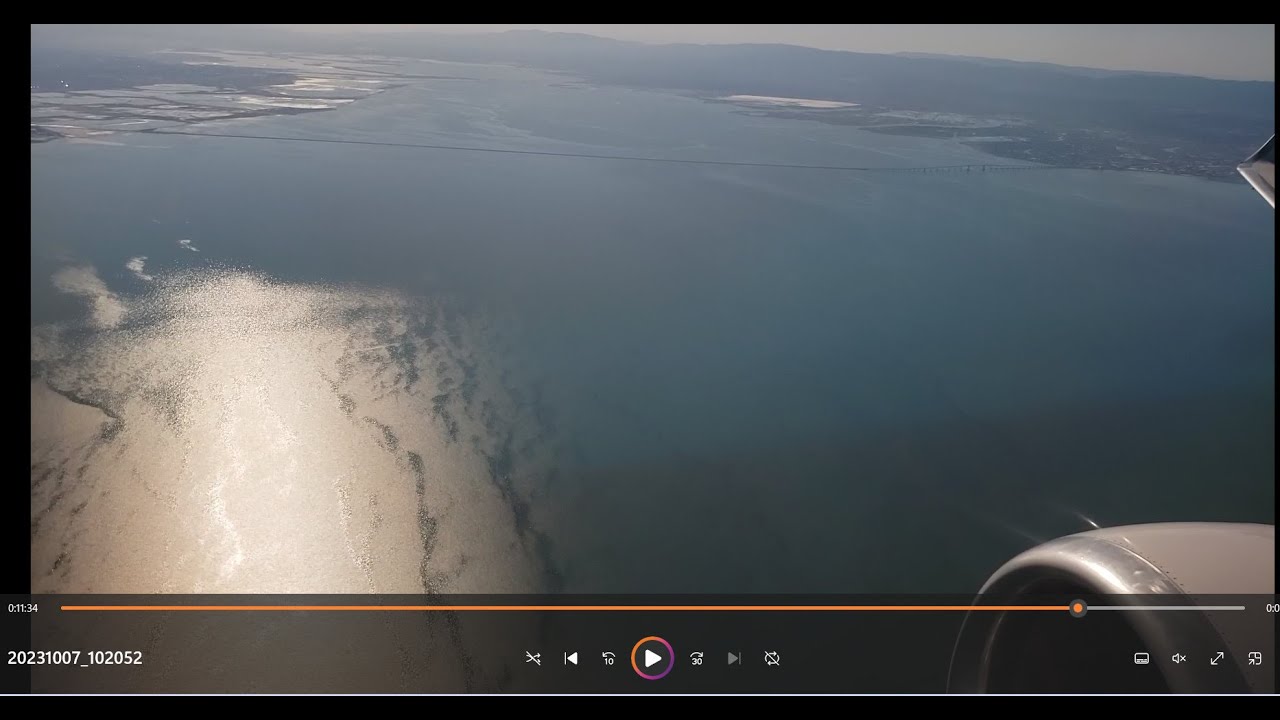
[1237,134,1275,209]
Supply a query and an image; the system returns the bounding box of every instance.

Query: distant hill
[322,30,1273,140]
[891,51,1185,79]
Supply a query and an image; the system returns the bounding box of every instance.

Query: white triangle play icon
[644,648,662,668]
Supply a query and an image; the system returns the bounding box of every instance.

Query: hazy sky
[284,24,1276,81]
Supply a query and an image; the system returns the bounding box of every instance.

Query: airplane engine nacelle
[947,522,1274,693]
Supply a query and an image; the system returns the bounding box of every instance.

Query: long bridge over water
[122,128,1069,175]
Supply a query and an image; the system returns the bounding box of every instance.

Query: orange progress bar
[61,605,1070,612]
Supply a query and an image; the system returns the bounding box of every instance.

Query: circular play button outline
[630,636,674,680]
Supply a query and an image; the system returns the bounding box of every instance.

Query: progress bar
[59,602,1245,613]
[1089,606,1246,611]
[60,605,1070,612]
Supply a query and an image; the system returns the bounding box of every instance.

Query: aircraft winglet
[1238,134,1275,209]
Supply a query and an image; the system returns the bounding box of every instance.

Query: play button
[631,636,674,680]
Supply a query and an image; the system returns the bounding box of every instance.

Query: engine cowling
[947,522,1274,693]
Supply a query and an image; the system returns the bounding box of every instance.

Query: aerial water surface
[31,59,1275,594]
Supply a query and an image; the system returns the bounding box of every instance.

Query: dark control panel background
[3,595,1274,693]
